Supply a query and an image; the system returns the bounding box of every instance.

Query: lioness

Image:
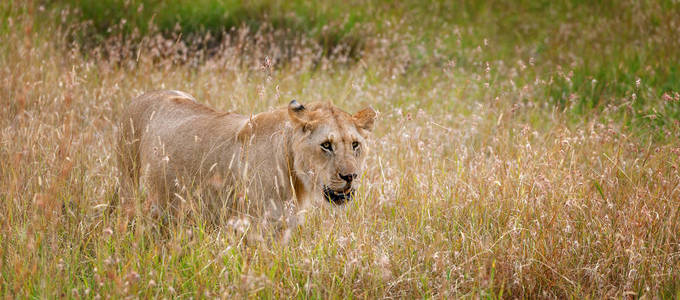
[117,90,376,222]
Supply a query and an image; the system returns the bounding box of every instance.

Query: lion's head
[287,100,376,205]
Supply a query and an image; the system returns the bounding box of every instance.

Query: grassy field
[1,0,680,298]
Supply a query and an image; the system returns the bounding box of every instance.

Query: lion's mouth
[323,186,355,205]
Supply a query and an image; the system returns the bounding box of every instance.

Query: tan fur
[117,90,376,222]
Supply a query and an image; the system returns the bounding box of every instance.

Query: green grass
[1,0,680,297]
[49,0,680,133]
[55,0,368,57]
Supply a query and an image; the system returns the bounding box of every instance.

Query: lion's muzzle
[323,186,355,205]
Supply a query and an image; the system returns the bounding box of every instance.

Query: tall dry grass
[1,1,679,298]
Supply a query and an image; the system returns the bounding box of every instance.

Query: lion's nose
[339,173,357,183]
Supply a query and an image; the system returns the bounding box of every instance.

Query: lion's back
[118,90,248,201]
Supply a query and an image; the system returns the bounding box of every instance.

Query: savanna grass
[1,0,679,298]
[54,0,368,60]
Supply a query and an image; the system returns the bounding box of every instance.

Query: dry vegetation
[1,1,680,298]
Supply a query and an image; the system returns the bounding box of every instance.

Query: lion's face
[288,100,376,205]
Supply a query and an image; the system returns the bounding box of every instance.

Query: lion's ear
[353,107,376,132]
[288,100,315,131]
[288,99,308,123]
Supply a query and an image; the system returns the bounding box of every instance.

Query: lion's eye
[321,141,333,152]
[352,141,360,150]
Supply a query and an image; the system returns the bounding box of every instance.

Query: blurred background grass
[36,0,679,137]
